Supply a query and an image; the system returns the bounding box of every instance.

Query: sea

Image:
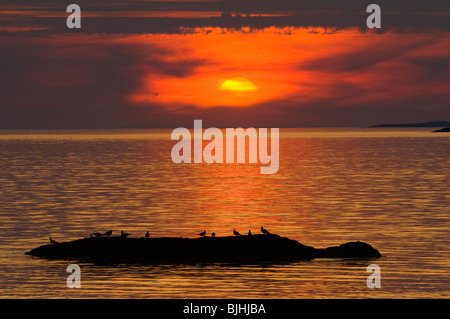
[0,128,449,299]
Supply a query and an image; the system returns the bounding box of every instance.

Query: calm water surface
[0,128,449,298]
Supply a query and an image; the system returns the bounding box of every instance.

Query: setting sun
[218,78,258,94]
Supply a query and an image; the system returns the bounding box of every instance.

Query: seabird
[211,232,216,237]
[261,226,270,235]
[104,230,112,237]
[91,232,103,237]
[248,230,252,236]
[120,231,130,238]
[49,237,59,244]
[198,230,206,237]
[233,229,241,236]
[145,231,150,238]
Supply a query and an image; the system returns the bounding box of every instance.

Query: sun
[218,77,258,94]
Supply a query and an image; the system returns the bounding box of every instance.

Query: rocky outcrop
[433,127,450,132]
[26,234,381,264]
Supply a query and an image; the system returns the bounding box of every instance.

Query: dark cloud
[407,55,450,81]
[0,35,209,128]
[4,0,449,13]
[299,38,436,73]
[1,0,449,35]
[135,89,450,128]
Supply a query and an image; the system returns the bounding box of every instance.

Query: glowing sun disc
[218,77,258,94]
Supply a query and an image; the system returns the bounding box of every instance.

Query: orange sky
[124,27,450,112]
[129,27,304,108]
[0,1,449,128]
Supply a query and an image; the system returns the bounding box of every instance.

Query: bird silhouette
[145,231,150,238]
[198,230,206,237]
[49,237,59,244]
[91,232,103,237]
[248,230,252,236]
[211,232,216,237]
[104,230,112,237]
[120,231,130,238]
[261,226,270,235]
[233,229,241,236]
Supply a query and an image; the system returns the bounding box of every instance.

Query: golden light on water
[1,129,449,298]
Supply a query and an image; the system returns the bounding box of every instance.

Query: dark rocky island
[433,127,450,132]
[26,234,381,264]
[371,121,450,128]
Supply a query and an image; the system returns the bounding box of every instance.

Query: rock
[25,234,381,264]
[432,127,450,132]
[315,241,382,258]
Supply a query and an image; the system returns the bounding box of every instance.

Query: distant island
[433,127,450,133]
[371,121,450,128]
